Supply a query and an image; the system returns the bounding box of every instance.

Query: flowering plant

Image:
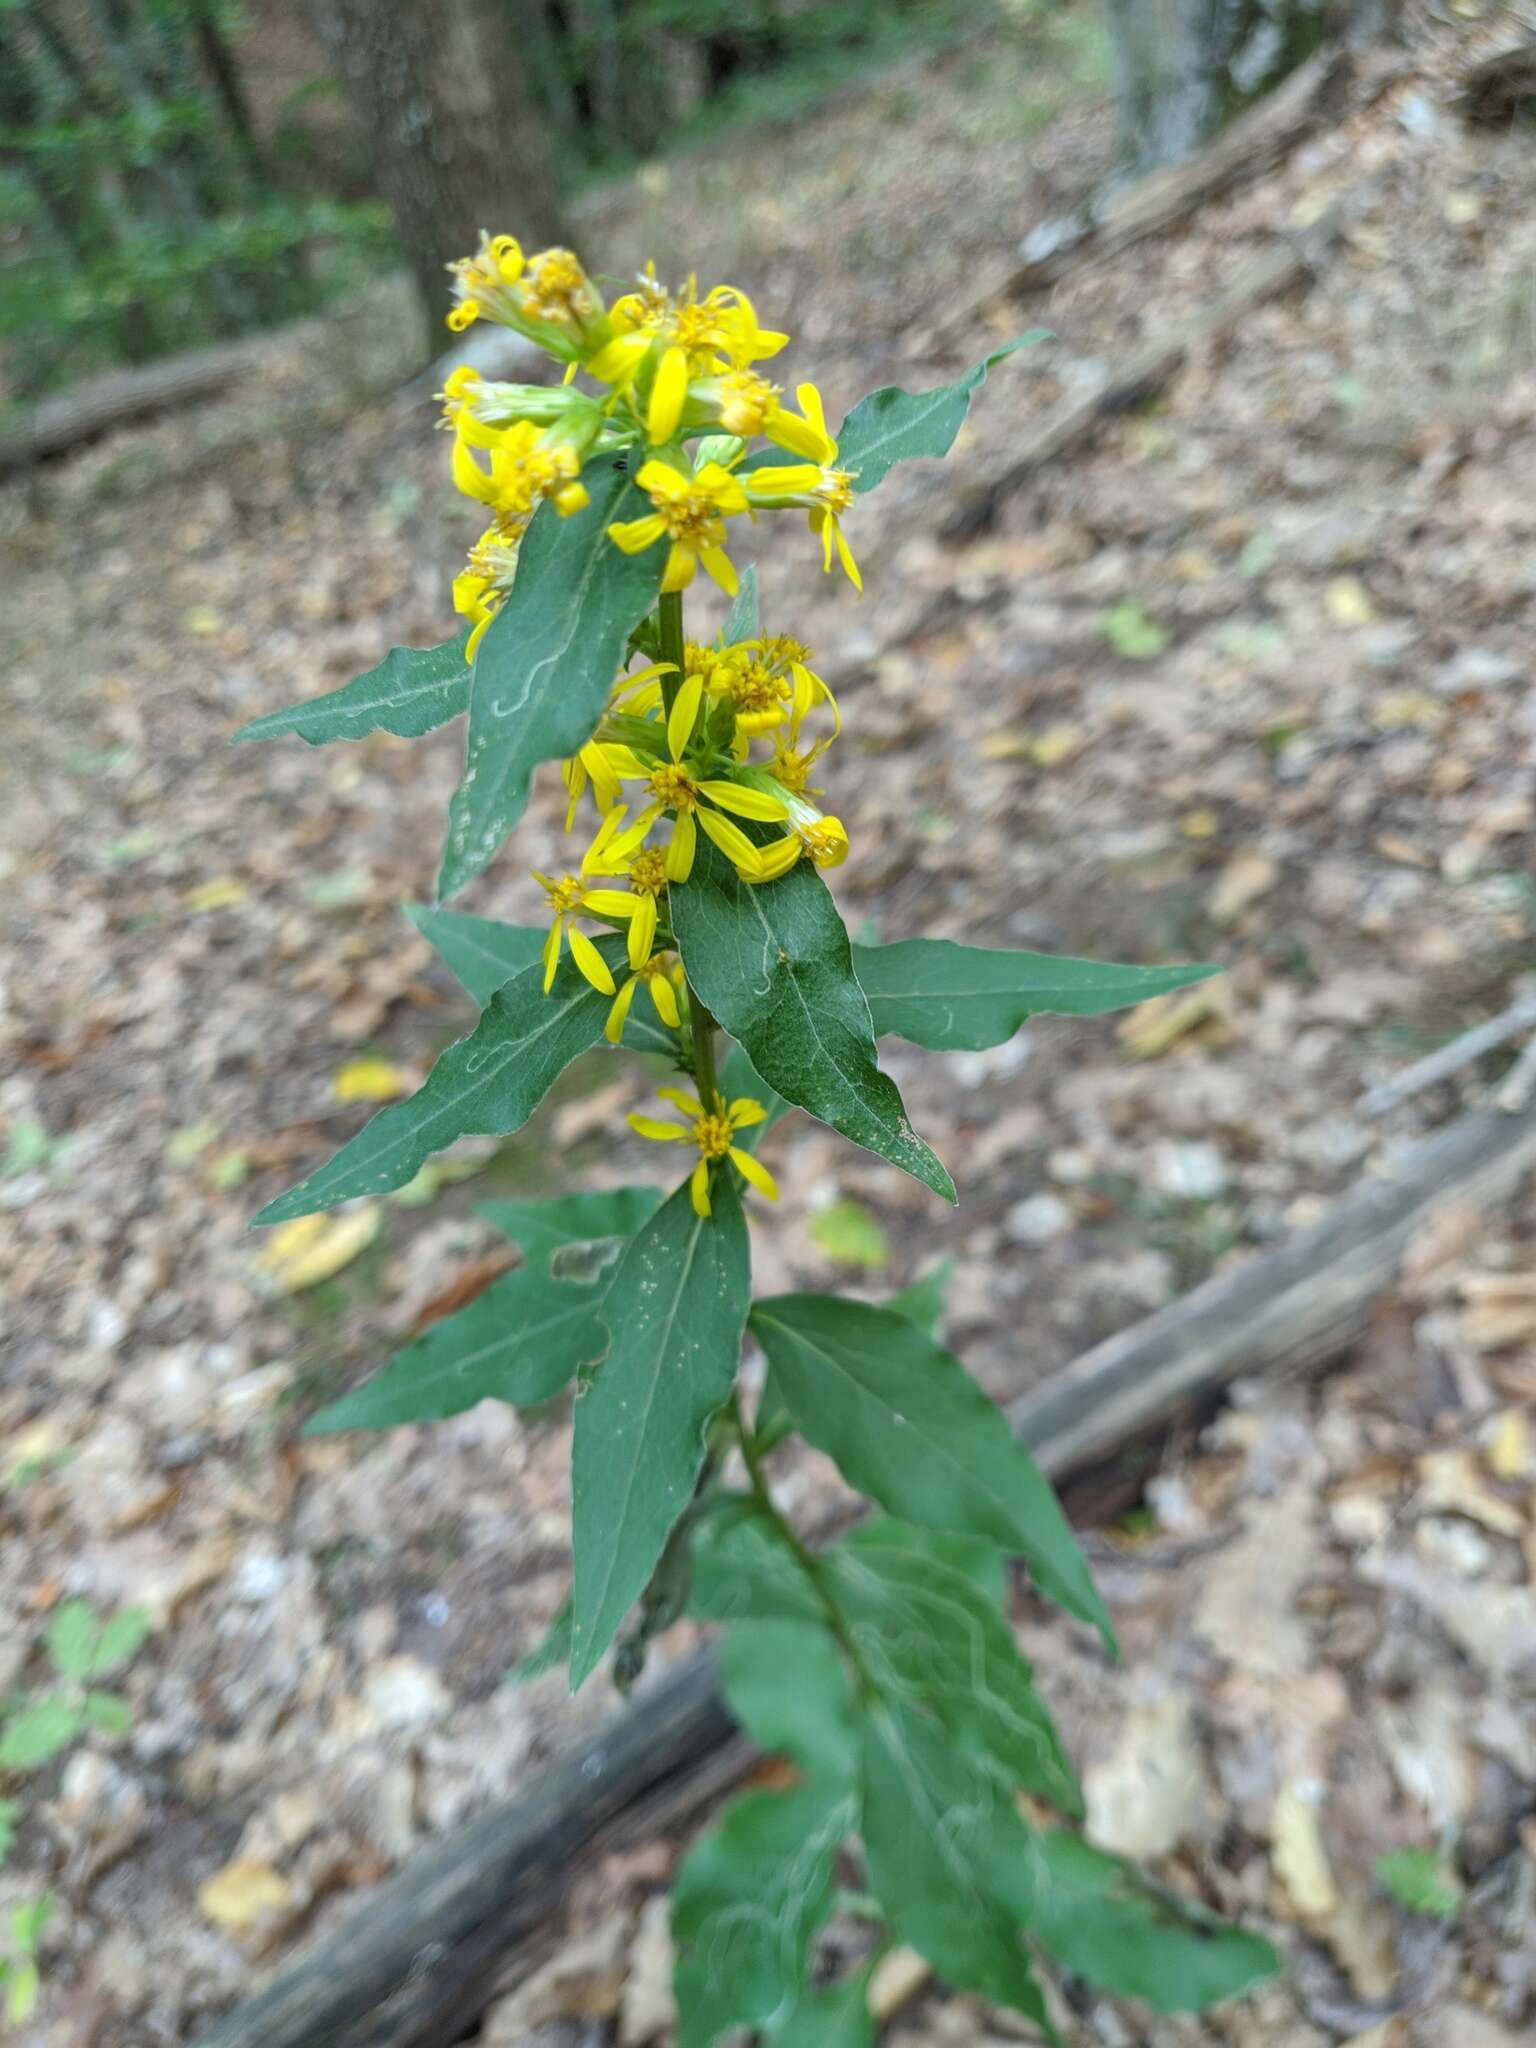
[238,234,1276,2041]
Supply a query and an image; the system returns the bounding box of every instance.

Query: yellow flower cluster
[628,1085,777,1218]
[440,234,862,653]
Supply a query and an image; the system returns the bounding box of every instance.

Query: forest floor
[2,9,1535,2046]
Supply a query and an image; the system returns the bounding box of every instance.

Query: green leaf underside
[720,1619,858,1786]
[570,1178,752,1686]
[852,939,1220,1050]
[671,843,953,1201]
[771,1977,874,2048]
[835,337,1045,496]
[672,1779,852,2048]
[860,1702,1052,2032]
[825,1541,1080,1815]
[437,456,667,900]
[405,904,676,1055]
[477,1185,663,1268]
[255,939,631,1225]
[509,1597,573,1685]
[231,631,471,746]
[304,1263,606,1433]
[689,1497,828,1628]
[751,1295,1113,1650]
[723,562,759,643]
[1027,1832,1280,2011]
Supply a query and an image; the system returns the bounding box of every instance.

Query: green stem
[657,588,684,718]
[732,1396,876,1703]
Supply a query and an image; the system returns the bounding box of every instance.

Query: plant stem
[731,1396,876,1703]
[657,588,684,717]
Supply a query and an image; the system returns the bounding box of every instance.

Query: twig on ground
[1359,986,1536,1118]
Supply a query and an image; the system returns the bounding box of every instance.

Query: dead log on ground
[189,1092,1536,2048]
[940,203,1344,542]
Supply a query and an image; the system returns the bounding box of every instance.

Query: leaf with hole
[835,337,1044,495]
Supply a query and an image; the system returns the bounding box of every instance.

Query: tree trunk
[306,0,567,341]
[1104,0,1331,169]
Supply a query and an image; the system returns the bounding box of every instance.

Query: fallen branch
[940,205,1343,541]
[916,43,1357,359]
[1358,985,1536,1117]
[190,1092,1536,2048]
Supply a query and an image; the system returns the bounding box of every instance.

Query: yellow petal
[690,1157,712,1217]
[608,514,668,555]
[668,671,704,763]
[659,1086,704,1117]
[698,780,787,821]
[629,892,658,969]
[648,344,690,444]
[729,1147,778,1201]
[582,889,640,919]
[605,976,638,1045]
[699,545,738,597]
[635,458,690,496]
[750,835,801,883]
[697,806,763,876]
[567,926,617,995]
[666,810,697,882]
[661,543,698,593]
[649,973,680,1029]
[542,917,563,993]
[452,436,496,505]
[628,1115,689,1142]
[728,1098,768,1127]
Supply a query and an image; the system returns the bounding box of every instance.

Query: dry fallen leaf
[1119,980,1230,1059]
[183,877,249,913]
[197,1856,295,1934]
[1207,848,1279,925]
[1325,575,1376,628]
[332,1056,410,1104]
[257,1207,380,1292]
[1485,1408,1532,1482]
[1414,1448,1525,1539]
[1270,1778,1338,1918]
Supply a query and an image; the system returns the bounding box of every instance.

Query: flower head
[604,950,685,1045]
[533,870,616,996]
[446,234,609,360]
[628,1088,777,1217]
[608,457,749,596]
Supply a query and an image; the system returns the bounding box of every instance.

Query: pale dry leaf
[197,1856,296,1935]
[1206,849,1279,926]
[257,1207,380,1292]
[1413,1449,1524,1539]
[1270,1779,1338,1919]
[867,1946,932,2021]
[1118,980,1231,1060]
[332,1056,410,1104]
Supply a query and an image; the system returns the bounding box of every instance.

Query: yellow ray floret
[533,871,615,996]
[604,951,685,1045]
[607,458,748,596]
[627,1088,777,1217]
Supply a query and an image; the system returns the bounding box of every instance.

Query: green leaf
[1027,1833,1281,2010]
[689,1497,828,1627]
[232,632,470,745]
[0,1799,18,1865]
[825,1540,1080,1814]
[85,1606,149,1678]
[721,1620,857,1785]
[81,1691,132,1736]
[406,905,676,1053]
[671,845,953,1202]
[751,1295,1113,1649]
[852,938,1219,1051]
[860,1701,1052,2031]
[771,1977,873,2048]
[807,1197,889,1272]
[437,457,667,900]
[304,1262,608,1433]
[844,1513,1004,1603]
[716,1041,788,1154]
[836,337,1043,495]
[1374,1847,1463,1922]
[3,1957,40,2026]
[255,943,627,1225]
[7,1896,51,1954]
[508,1597,572,1685]
[569,1177,752,1686]
[886,1258,952,1335]
[478,1185,662,1269]
[43,1599,97,1680]
[1101,600,1170,660]
[723,562,759,643]
[673,1779,852,2048]
[0,1696,80,1770]
[405,905,545,1007]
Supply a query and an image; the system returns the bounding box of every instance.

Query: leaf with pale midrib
[835,337,1044,495]
[232,632,470,745]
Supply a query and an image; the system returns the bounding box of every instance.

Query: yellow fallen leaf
[1372,691,1444,732]
[1180,809,1220,840]
[1028,723,1086,768]
[1119,981,1226,1060]
[1270,1780,1338,1918]
[1415,1448,1525,1538]
[332,1056,408,1104]
[1325,575,1376,629]
[183,605,223,636]
[258,1207,380,1292]
[184,877,248,913]
[197,1856,294,1933]
[1207,848,1278,925]
[978,731,1032,761]
[1486,1408,1532,1483]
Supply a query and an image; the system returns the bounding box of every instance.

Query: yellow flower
[604,950,685,1045]
[452,524,523,660]
[533,871,616,996]
[607,457,749,596]
[745,457,861,590]
[592,669,788,882]
[452,416,594,523]
[754,807,850,882]
[446,235,609,361]
[627,1088,777,1217]
[581,841,670,969]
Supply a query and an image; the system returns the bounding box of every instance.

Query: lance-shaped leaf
[689,1497,827,1628]
[569,1177,752,1686]
[508,1597,573,1686]
[303,1256,614,1434]
[772,1977,874,2048]
[751,1294,1113,1649]
[254,940,627,1226]
[671,843,953,1202]
[721,1618,858,1786]
[437,457,667,900]
[1023,1832,1280,2012]
[836,337,1044,496]
[852,938,1221,1051]
[825,1536,1080,1814]
[232,632,470,746]
[478,1185,662,1269]
[673,1779,852,2048]
[723,562,759,642]
[407,903,678,1055]
[860,1701,1053,2032]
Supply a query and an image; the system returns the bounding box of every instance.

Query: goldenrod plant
[237,234,1278,2041]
